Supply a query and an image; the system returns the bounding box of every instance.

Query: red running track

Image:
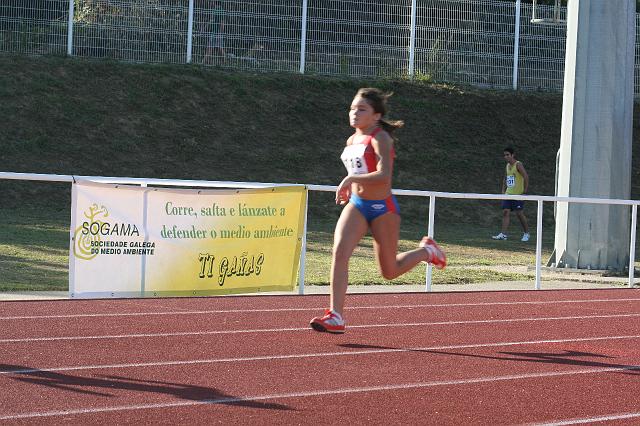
[1,288,640,425]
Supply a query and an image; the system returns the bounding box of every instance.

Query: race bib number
[341,144,369,175]
[506,175,516,188]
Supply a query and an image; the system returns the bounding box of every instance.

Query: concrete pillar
[554,0,635,271]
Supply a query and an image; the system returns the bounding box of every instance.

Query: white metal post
[512,0,521,90]
[298,189,310,294]
[66,0,75,56]
[187,0,195,63]
[68,180,78,297]
[140,183,149,297]
[299,0,309,74]
[425,195,436,292]
[408,0,417,77]
[535,200,543,289]
[628,204,637,287]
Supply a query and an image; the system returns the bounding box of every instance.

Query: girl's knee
[379,265,399,280]
[332,244,353,264]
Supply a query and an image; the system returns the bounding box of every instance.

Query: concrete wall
[554,0,636,271]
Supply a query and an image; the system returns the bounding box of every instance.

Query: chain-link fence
[0,1,637,94]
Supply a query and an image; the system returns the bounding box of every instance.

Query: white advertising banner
[69,181,307,298]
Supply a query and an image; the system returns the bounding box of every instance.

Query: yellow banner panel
[70,181,307,298]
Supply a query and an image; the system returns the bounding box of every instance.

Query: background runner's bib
[505,161,524,195]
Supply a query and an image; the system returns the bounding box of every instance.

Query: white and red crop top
[340,127,395,175]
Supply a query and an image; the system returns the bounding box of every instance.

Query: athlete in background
[492,146,530,242]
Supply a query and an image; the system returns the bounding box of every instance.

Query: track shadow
[337,344,640,376]
[0,364,292,411]
[424,349,640,376]
[339,343,395,350]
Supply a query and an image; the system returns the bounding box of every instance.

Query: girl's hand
[335,177,352,205]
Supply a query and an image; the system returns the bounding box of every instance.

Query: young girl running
[310,88,446,334]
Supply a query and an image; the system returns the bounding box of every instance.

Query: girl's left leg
[369,213,432,280]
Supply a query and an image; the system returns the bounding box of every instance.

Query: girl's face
[349,96,381,130]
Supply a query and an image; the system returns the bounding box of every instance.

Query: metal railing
[1,171,639,294]
[1,1,638,94]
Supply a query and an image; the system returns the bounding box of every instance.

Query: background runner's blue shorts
[502,199,524,211]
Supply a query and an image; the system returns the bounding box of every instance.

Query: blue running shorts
[501,199,524,211]
[349,194,400,223]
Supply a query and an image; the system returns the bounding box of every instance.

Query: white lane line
[529,411,640,425]
[1,365,639,421]
[2,298,640,320]
[1,334,639,375]
[2,312,640,344]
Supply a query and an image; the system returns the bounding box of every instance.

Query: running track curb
[0,279,631,301]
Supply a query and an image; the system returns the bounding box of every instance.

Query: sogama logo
[73,204,140,260]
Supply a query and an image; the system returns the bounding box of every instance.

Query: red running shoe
[310,309,345,334]
[420,236,447,270]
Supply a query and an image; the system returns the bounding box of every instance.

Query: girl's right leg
[329,203,368,315]
[310,203,367,333]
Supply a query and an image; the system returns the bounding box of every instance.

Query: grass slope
[0,55,568,217]
[0,54,637,290]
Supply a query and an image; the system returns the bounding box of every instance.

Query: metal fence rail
[1,171,639,294]
[1,1,637,94]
